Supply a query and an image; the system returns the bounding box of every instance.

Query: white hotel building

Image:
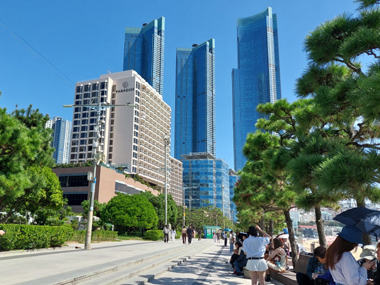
[69,70,182,201]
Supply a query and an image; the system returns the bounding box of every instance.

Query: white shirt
[329,252,367,285]
[242,236,270,258]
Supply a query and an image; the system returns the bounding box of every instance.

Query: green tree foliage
[141,193,178,229]
[33,198,74,226]
[101,193,158,232]
[0,105,63,223]
[81,199,106,219]
[234,115,300,266]
[295,0,380,244]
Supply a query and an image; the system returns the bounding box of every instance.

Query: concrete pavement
[0,239,285,284]
[146,242,284,285]
[0,239,208,284]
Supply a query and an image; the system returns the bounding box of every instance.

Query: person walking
[198,229,202,241]
[224,231,228,247]
[181,226,187,244]
[163,225,169,243]
[217,231,221,243]
[187,225,194,245]
[171,228,176,243]
[326,225,374,285]
[243,225,271,285]
[213,231,217,242]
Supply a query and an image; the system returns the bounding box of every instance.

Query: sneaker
[236,273,244,277]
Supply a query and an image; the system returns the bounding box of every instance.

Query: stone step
[52,242,206,285]
[81,242,211,285]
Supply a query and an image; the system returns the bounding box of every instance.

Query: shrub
[70,230,118,243]
[144,230,163,241]
[0,224,74,251]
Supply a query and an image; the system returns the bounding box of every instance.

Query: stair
[53,241,211,285]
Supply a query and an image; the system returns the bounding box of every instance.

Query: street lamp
[182,185,197,227]
[163,134,170,226]
[64,100,135,250]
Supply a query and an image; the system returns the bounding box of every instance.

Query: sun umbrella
[334,207,380,237]
[223,228,232,232]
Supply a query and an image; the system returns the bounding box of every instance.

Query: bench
[243,254,313,285]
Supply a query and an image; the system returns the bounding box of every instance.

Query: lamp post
[63,101,134,250]
[163,134,170,226]
[182,185,197,227]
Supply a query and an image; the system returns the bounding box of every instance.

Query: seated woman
[229,241,243,270]
[265,238,287,281]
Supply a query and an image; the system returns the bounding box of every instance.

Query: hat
[360,245,376,260]
[283,228,289,234]
[338,225,363,244]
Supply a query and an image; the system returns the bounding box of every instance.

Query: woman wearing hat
[243,225,272,285]
[325,225,375,285]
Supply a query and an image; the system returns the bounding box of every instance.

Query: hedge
[144,230,163,241]
[0,224,73,251]
[70,230,118,243]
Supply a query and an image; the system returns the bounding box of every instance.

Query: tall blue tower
[46,117,71,164]
[123,17,165,95]
[232,7,282,171]
[174,39,216,160]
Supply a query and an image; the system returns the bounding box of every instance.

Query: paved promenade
[0,239,284,284]
[147,241,283,285]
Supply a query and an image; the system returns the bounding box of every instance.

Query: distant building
[232,7,282,171]
[46,117,71,164]
[182,152,230,216]
[123,17,165,95]
[69,70,171,191]
[170,156,183,206]
[174,39,216,160]
[229,169,239,223]
[53,165,160,213]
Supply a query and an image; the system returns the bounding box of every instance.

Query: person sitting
[368,242,380,285]
[265,238,287,281]
[229,241,243,269]
[296,246,328,285]
[234,243,248,277]
[357,245,377,280]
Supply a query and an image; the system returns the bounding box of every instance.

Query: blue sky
[0,0,359,169]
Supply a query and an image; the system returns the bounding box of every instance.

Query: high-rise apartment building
[182,152,230,215]
[170,156,183,206]
[175,39,216,160]
[123,17,165,95]
[232,7,282,171]
[46,117,71,164]
[69,70,172,190]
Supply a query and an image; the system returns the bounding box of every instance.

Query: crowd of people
[224,224,380,285]
[296,225,380,285]
[163,225,202,245]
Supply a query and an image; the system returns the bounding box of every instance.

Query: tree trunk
[284,209,298,268]
[269,219,274,237]
[315,205,327,248]
[356,198,372,245]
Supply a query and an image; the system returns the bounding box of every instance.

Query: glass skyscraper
[46,117,71,164]
[175,39,216,160]
[123,17,165,95]
[182,153,230,215]
[229,169,239,223]
[232,7,282,171]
